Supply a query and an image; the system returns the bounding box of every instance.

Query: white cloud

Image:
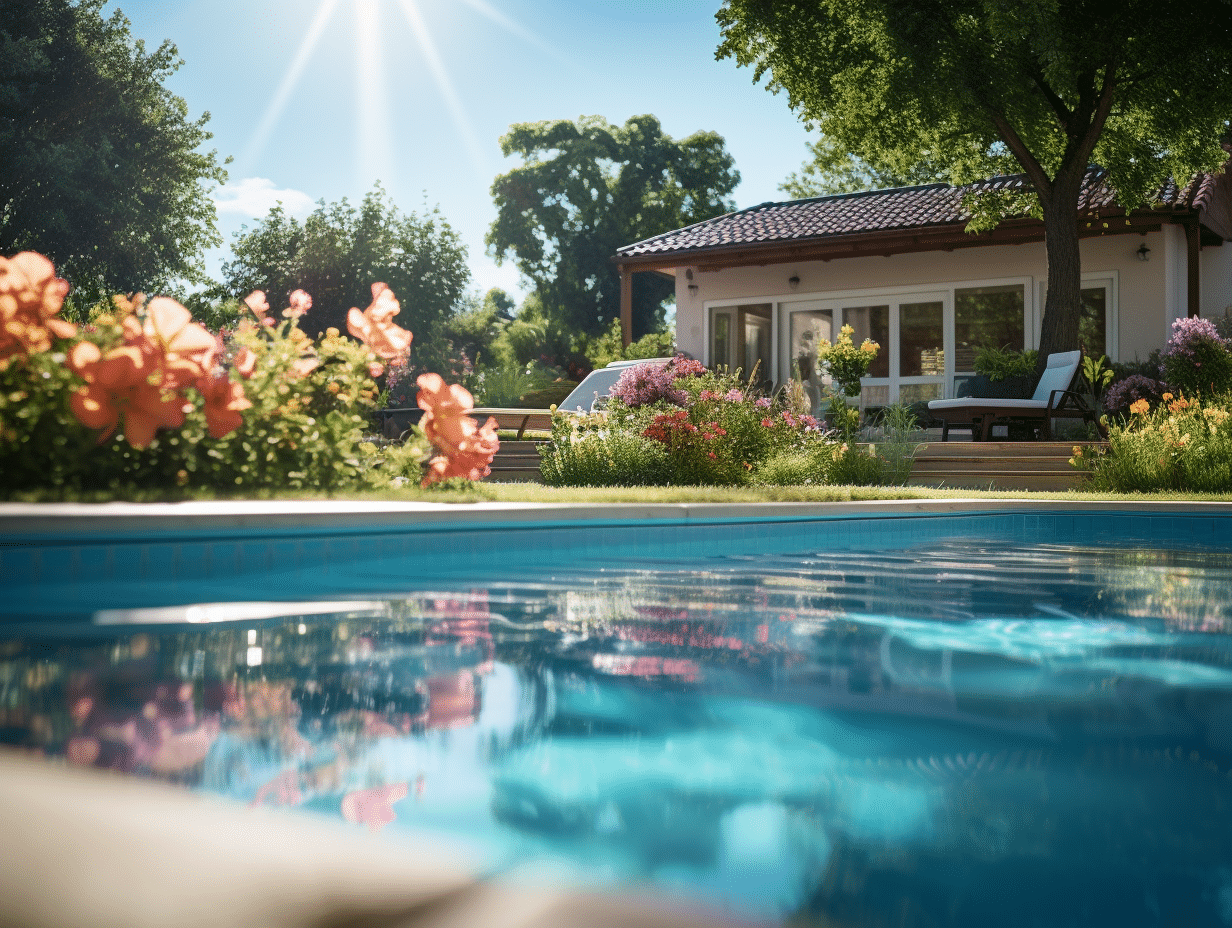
[213,177,316,220]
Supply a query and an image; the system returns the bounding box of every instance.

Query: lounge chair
[927,349,1091,441]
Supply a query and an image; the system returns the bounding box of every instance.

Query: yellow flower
[1072,446,1083,457]
[1130,399,1150,415]
[1162,393,1173,402]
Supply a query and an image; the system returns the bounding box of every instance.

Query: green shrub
[539,411,671,486]
[974,345,1038,381]
[1075,393,1232,492]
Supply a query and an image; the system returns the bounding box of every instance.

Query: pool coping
[3,496,1231,538]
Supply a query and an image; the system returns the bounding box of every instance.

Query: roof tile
[617,168,1205,259]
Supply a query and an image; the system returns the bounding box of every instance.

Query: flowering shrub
[817,324,879,397]
[1103,374,1171,420]
[1072,392,1232,492]
[538,408,671,487]
[1161,316,1232,397]
[0,251,494,496]
[608,354,704,408]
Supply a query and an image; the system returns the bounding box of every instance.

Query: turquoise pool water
[2,505,1232,926]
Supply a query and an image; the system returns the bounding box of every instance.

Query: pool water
[3,535,1232,926]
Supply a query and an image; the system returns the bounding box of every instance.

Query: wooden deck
[907,441,1098,491]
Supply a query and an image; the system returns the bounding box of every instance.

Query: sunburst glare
[354,0,392,186]
[240,0,338,172]
[396,0,487,177]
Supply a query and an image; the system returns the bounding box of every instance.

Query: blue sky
[116,0,814,302]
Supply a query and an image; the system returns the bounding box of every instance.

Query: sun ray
[396,0,488,177]
[354,0,392,186]
[453,0,581,73]
[240,0,339,172]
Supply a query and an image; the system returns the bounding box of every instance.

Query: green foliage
[782,135,947,198]
[471,360,560,407]
[539,412,672,487]
[1075,395,1232,493]
[444,287,515,370]
[583,318,675,370]
[0,297,430,498]
[222,186,469,364]
[487,114,739,341]
[0,0,228,302]
[817,324,880,397]
[974,347,1039,382]
[718,0,1232,362]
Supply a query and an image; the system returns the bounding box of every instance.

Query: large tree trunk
[1034,184,1085,380]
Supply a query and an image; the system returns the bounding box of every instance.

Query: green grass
[11,482,1228,506]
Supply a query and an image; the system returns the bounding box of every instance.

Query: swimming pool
[2,500,1231,926]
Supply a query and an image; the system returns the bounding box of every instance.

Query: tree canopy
[718,0,1232,364]
[221,186,470,373]
[0,0,227,305]
[487,114,739,341]
[782,136,946,198]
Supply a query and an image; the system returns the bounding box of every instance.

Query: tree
[0,0,228,308]
[222,186,470,372]
[718,0,1232,369]
[487,114,739,342]
[782,136,945,198]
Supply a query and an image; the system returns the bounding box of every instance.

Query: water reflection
[2,541,1232,926]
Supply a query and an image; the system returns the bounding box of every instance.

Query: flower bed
[0,252,496,496]
[539,357,916,487]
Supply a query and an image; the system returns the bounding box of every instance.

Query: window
[842,305,890,378]
[1080,286,1107,358]
[710,303,772,387]
[954,284,1026,372]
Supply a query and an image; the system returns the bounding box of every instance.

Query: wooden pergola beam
[619,264,632,348]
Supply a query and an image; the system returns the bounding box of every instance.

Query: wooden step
[486,439,545,483]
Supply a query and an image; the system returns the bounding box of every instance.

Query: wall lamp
[1137,242,1151,262]
[686,268,699,297]
[788,275,801,290]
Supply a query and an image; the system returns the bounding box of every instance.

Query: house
[614,168,1232,409]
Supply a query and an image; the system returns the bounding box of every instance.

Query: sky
[115,0,815,303]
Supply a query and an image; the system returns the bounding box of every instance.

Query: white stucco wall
[674,226,1232,373]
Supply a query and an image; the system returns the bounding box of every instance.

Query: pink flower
[368,361,384,378]
[243,290,275,326]
[341,783,409,832]
[347,283,413,360]
[233,347,257,378]
[755,397,772,408]
[724,388,744,402]
[143,297,217,388]
[761,417,773,428]
[0,251,75,365]
[283,289,312,319]
[416,373,499,485]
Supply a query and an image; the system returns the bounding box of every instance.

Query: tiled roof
[617,168,1216,260]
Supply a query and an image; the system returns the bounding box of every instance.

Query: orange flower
[197,372,252,438]
[347,283,412,360]
[282,289,312,319]
[1130,398,1151,416]
[416,372,499,485]
[68,341,187,447]
[142,297,217,387]
[244,290,275,326]
[341,782,408,832]
[0,251,75,365]
[233,346,257,378]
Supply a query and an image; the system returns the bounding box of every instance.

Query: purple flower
[724,388,744,403]
[610,361,688,407]
[755,397,772,408]
[1166,317,1227,360]
[1104,375,1170,418]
